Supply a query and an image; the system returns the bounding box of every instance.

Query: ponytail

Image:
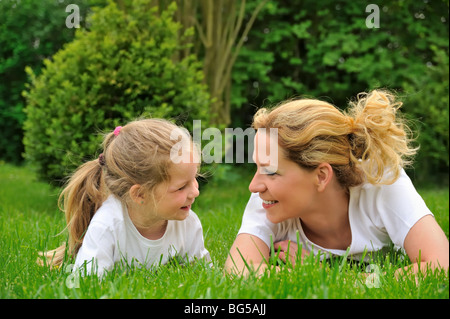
[38,159,106,267]
[346,90,418,185]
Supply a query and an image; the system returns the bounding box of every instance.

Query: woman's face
[249,131,318,224]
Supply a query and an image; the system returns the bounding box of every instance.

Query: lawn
[0,162,448,301]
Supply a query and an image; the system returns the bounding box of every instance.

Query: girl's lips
[181,204,191,211]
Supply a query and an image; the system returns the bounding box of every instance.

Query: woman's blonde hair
[39,118,193,267]
[252,90,418,188]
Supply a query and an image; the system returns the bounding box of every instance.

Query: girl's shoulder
[90,195,126,229]
[167,210,206,238]
[180,210,204,229]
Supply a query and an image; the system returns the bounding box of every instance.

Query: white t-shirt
[74,195,210,275]
[238,169,433,261]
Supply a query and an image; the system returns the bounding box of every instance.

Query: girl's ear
[316,163,333,192]
[129,184,145,204]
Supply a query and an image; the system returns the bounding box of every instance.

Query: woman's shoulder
[349,168,432,232]
[352,168,416,199]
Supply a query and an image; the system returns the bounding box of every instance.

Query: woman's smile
[261,199,278,209]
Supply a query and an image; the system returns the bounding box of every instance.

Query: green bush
[0,0,90,163]
[231,0,449,184]
[402,45,449,185]
[23,0,210,184]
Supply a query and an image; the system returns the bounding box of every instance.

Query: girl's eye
[178,185,186,191]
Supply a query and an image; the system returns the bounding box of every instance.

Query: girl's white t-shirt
[238,169,433,260]
[74,195,210,275]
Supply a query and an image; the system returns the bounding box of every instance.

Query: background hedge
[1,0,448,185]
[22,0,210,184]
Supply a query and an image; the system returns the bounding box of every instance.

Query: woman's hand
[273,240,309,266]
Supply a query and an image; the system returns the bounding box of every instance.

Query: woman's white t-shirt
[74,195,210,275]
[238,169,433,260]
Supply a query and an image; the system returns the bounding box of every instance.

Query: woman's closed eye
[260,167,278,176]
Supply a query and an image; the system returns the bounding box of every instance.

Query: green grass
[0,162,448,299]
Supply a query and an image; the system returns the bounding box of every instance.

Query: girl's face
[249,131,318,224]
[152,159,200,221]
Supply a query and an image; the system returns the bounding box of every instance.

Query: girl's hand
[273,240,309,266]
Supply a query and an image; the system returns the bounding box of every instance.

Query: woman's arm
[398,215,449,277]
[224,233,270,275]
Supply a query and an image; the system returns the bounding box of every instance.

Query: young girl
[40,119,210,276]
[225,90,449,277]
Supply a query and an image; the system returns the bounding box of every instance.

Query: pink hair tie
[113,126,122,136]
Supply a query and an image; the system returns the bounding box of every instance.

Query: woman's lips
[262,199,278,209]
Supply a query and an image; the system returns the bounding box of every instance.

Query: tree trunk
[166,0,268,126]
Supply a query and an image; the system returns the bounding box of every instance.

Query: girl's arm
[398,215,449,277]
[224,234,270,275]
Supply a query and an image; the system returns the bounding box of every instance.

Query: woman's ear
[129,184,145,204]
[316,163,333,192]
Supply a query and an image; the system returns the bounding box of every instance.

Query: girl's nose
[189,180,200,199]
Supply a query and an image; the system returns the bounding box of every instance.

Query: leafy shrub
[0,0,90,163]
[23,0,210,184]
[231,0,449,184]
[402,45,449,185]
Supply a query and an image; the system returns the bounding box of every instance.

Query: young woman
[225,90,449,277]
[39,119,210,276]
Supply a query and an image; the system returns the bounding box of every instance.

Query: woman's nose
[248,171,266,193]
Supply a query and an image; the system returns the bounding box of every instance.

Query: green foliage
[232,0,449,183]
[23,0,210,184]
[0,0,92,163]
[3,0,448,184]
[402,45,449,184]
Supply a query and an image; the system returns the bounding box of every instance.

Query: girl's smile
[155,159,200,220]
[180,204,192,211]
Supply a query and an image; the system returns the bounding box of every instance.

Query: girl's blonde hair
[39,118,193,267]
[252,90,418,188]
